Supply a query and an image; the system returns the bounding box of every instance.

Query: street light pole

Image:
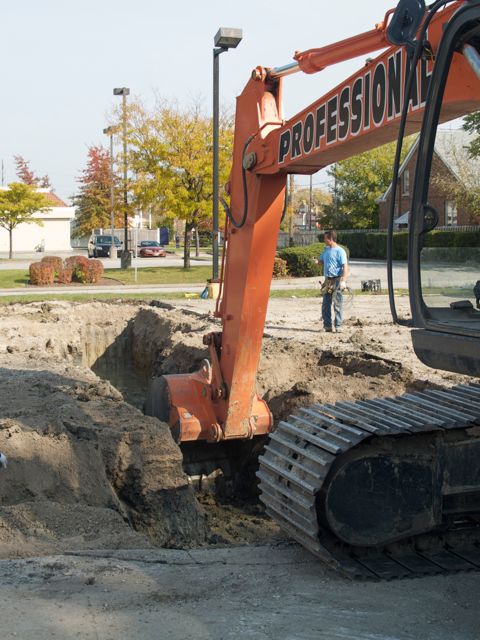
[113,87,130,267]
[103,126,116,259]
[212,27,242,281]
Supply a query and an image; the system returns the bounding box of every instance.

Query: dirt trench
[0,300,452,557]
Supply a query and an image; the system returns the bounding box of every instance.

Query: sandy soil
[0,295,469,558]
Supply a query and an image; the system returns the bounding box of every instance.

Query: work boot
[324,327,333,333]
[335,327,343,333]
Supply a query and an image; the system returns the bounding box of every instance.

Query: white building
[0,188,75,252]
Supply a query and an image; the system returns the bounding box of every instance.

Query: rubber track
[257,383,480,579]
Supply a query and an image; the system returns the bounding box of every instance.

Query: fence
[277,224,480,248]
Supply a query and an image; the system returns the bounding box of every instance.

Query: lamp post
[103,126,116,260]
[113,86,130,268]
[212,27,242,280]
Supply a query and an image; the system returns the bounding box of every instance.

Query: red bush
[40,256,63,276]
[84,259,104,283]
[64,255,90,283]
[29,262,55,285]
[57,266,73,284]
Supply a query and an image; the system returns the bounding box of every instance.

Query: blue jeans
[322,280,343,329]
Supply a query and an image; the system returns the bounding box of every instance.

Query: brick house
[377,130,480,229]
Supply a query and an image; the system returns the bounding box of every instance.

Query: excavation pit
[0,300,447,556]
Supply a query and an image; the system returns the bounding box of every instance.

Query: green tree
[72,145,121,238]
[0,182,50,258]
[320,139,413,229]
[463,112,480,157]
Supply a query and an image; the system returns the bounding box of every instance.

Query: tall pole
[103,126,116,259]
[122,91,128,254]
[309,174,313,230]
[114,87,130,265]
[109,133,116,258]
[212,48,222,281]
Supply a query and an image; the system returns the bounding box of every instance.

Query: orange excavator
[146,0,480,578]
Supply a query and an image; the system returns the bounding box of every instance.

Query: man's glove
[0,453,7,469]
[339,280,347,291]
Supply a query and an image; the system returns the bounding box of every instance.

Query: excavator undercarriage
[258,383,480,579]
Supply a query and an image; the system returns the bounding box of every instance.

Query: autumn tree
[0,182,50,258]
[320,139,414,229]
[124,99,233,268]
[14,156,51,188]
[72,145,120,237]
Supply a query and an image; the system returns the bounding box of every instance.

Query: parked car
[88,235,122,258]
[138,240,167,258]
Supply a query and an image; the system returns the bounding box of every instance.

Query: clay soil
[0,295,469,558]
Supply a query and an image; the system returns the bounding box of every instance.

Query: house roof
[0,186,69,207]
[376,129,479,203]
[40,191,69,207]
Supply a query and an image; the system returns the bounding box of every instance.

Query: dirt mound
[0,303,206,558]
[0,299,463,557]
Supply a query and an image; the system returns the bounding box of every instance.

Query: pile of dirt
[0,302,206,558]
[0,299,466,557]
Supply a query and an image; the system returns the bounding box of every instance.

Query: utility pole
[309,174,313,230]
[113,87,130,268]
[288,174,295,247]
[1,160,4,187]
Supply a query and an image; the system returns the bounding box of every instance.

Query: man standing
[319,230,349,332]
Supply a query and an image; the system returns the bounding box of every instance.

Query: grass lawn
[105,265,212,285]
[0,266,213,289]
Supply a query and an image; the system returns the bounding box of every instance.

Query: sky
[0,0,396,202]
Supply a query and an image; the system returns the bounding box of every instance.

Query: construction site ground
[0,294,479,639]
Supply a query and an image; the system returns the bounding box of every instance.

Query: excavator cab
[397,1,480,375]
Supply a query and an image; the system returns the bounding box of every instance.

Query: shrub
[40,256,63,276]
[64,255,90,283]
[29,261,55,285]
[278,244,324,277]
[57,266,73,284]
[272,257,289,278]
[335,230,480,261]
[84,259,104,283]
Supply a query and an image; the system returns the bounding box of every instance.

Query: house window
[445,201,457,226]
[402,170,410,196]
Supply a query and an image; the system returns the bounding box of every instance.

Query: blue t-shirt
[320,246,347,278]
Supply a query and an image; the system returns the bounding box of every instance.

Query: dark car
[88,235,122,258]
[138,240,166,258]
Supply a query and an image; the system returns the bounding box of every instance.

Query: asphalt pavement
[0,257,408,297]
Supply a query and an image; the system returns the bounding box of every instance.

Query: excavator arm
[150,0,479,444]
[145,0,480,579]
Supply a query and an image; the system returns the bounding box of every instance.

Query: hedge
[335,230,480,260]
[29,262,55,285]
[278,243,325,277]
[29,255,104,286]
[278,242,351,277]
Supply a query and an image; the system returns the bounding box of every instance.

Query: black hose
[387,0,455,326]
[221,135,256,229]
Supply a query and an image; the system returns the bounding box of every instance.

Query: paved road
[0,544,478,640]
[0,259,408,297]
[0,257,476,299]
